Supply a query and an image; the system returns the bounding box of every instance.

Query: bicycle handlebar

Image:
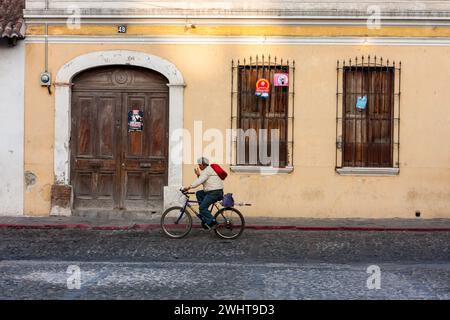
[179,188,195,195]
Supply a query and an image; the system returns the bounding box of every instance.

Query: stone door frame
[51,50,185,216]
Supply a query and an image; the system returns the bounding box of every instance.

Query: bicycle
[161,189,248,239]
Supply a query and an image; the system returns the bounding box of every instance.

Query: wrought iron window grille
[230,55,295,167]
[336,56,401,170]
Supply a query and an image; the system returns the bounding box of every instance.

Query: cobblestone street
[0,228,449,299]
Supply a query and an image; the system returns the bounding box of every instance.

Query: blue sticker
[255,92,270,99]
[356,96,367,110]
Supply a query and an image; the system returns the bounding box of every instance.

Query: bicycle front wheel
[161,206,192,239]
[214,207,245,239]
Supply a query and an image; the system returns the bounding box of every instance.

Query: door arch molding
[52,50,185,215]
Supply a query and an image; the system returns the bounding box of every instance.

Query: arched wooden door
[70,66,169,213]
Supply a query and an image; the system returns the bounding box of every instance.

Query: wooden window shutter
[237,64,289,167]
[343,66,394,167]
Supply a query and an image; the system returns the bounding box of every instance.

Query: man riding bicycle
[182,157,223,229]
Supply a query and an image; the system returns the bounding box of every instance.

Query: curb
[0,223,449,232]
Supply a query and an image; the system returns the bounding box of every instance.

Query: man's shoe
[206,220,218,229]
[201,222,210,230]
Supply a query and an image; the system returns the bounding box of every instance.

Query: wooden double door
[70,66,169,212]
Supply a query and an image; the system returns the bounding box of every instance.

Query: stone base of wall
[50,184,73,216]
[49,185,180,216]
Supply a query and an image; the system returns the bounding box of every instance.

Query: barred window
[336,57,401,170]
[231,56,295,168]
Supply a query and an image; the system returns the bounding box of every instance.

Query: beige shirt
[190,165,224,192]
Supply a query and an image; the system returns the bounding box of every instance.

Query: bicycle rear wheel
[214,207,245,239]
[161,206,192,239]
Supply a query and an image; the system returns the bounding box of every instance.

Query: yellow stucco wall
[26,24,450,38]
[23,41,450,218]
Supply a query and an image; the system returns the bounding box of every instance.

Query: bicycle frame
[175,193,221,224]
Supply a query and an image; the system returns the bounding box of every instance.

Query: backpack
[222,193,235,207]
[210,164,228,180]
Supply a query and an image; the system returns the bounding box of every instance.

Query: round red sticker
[256,78,270,93]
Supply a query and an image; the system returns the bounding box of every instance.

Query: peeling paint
[24,171,37,191]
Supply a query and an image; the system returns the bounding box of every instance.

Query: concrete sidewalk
[0,215,449,231]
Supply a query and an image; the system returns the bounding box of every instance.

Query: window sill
[230,166,294,174]
[336,167,399,176]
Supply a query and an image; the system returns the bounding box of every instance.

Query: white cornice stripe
[24,16,450,27]
[23,15,450,19]
[25,36,450,46]
[23,19,450,27]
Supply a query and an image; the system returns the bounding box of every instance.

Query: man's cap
[197,157,210,165]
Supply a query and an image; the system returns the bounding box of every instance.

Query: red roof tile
[0,0,25,41]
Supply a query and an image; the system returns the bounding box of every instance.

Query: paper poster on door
[128,109,144,132]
